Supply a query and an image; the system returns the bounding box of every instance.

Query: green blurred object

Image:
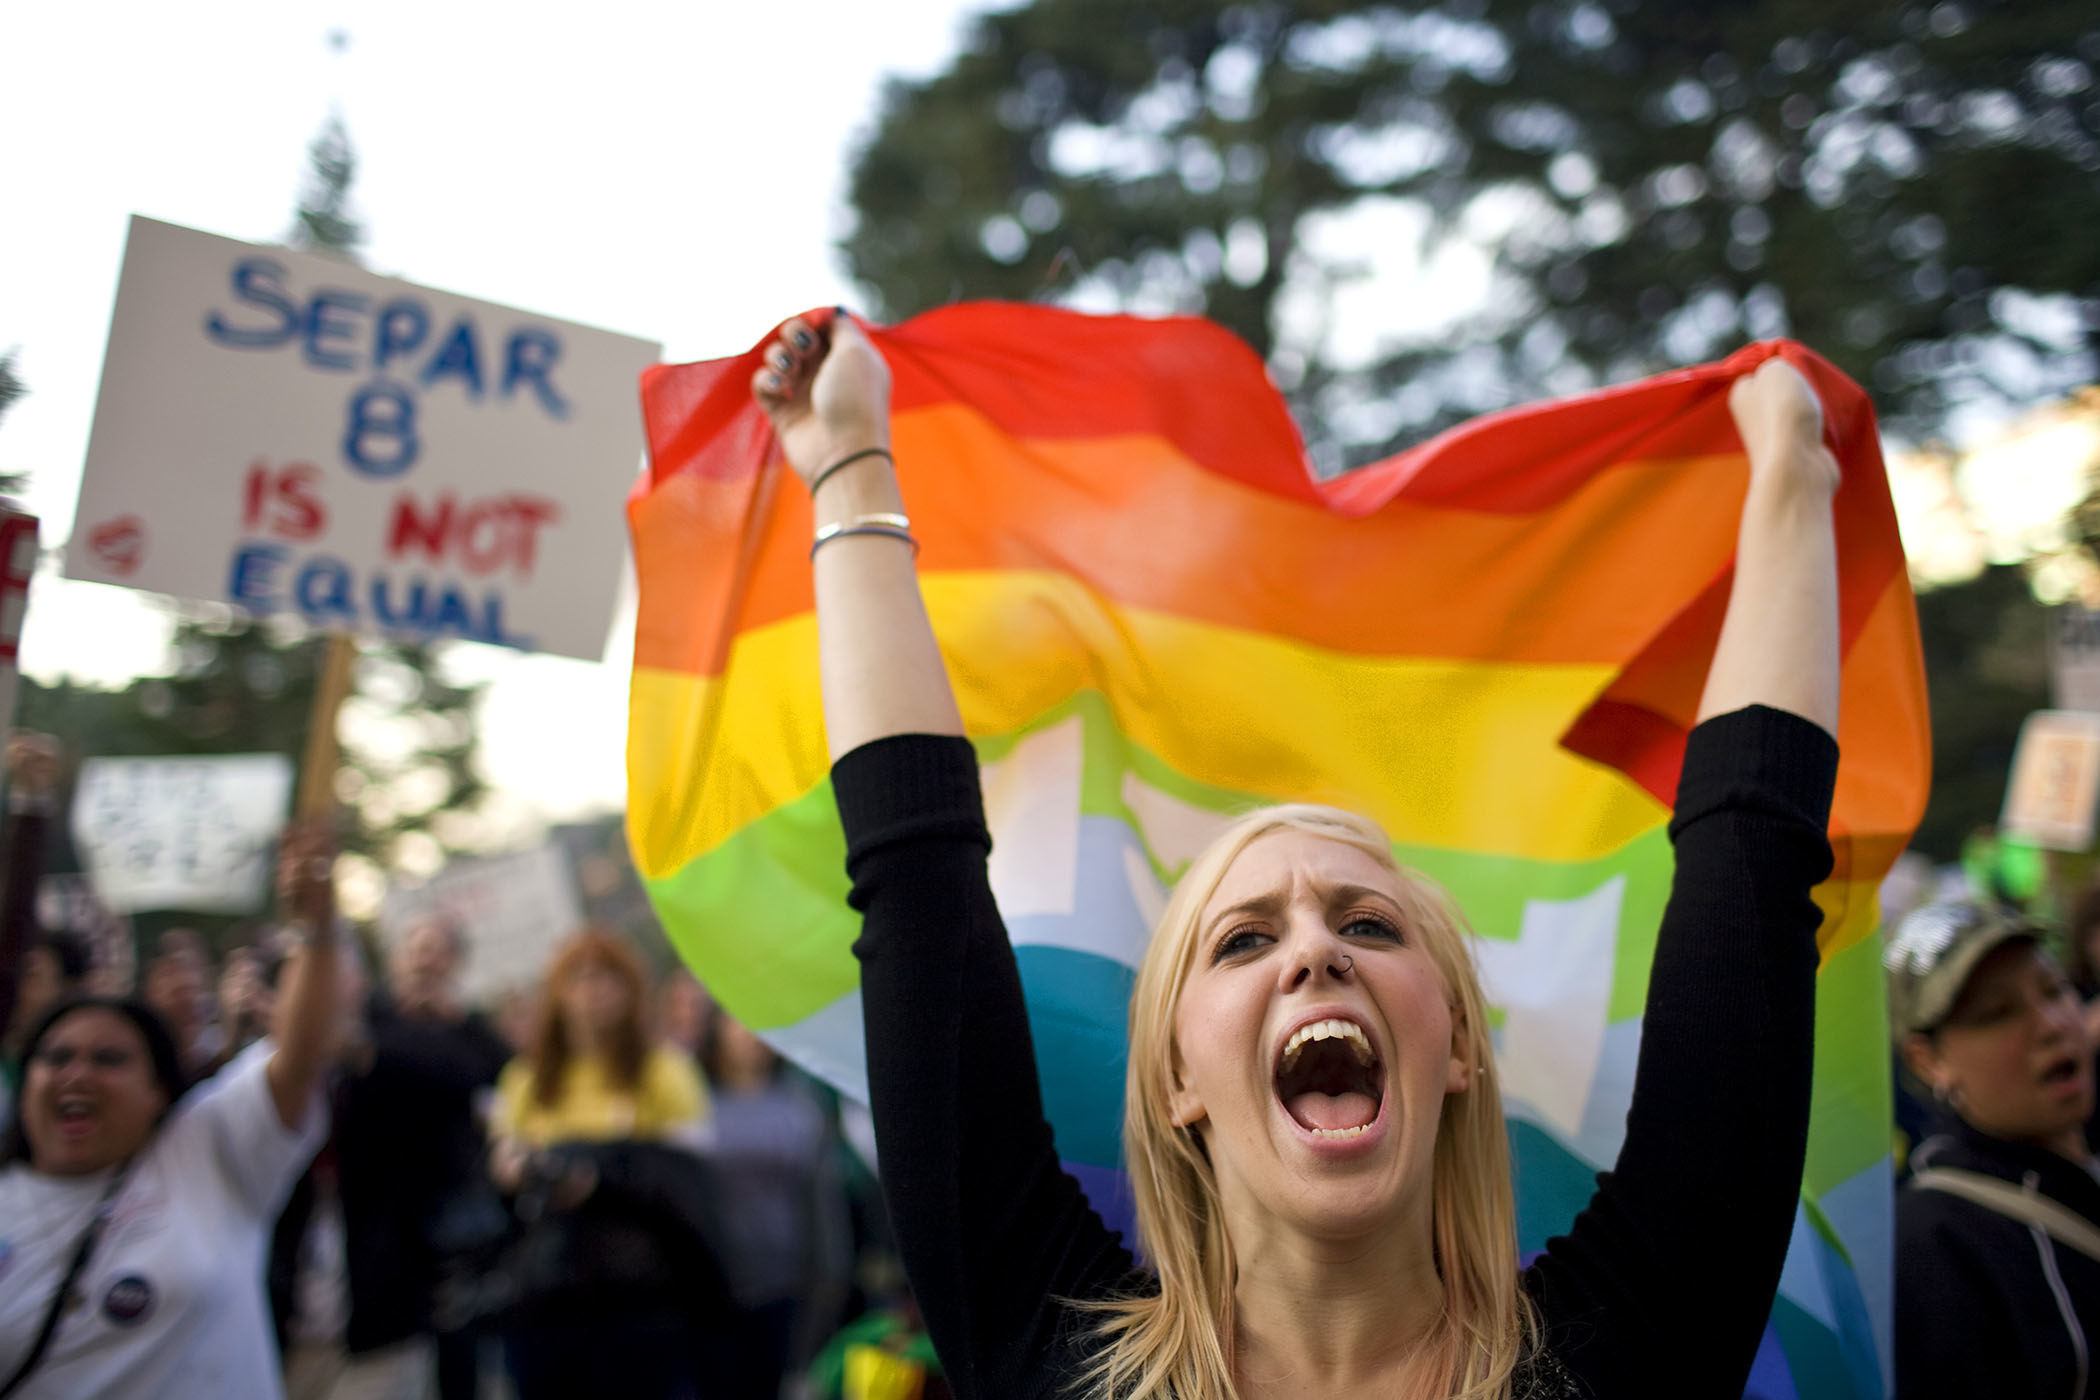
[1965,828,2044,905]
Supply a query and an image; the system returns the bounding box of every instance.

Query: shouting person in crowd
[0,822,340,1399]
[750,316,1842,1398]
[1891,901,2100,1398]
[487,929,729,1400]
[701,1012,838,1400]
[274,911,511,1400]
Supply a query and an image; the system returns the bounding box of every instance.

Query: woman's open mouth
[2041,1055,2087,1095]
[54,1097,99,1137]
[1275,1017,1386,1140]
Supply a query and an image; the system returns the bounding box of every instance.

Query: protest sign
[2053,607,2100,715]
[0,505,37,733]
[2001,709,2100,851]
[71,753,294,913]
[379,844,582,1002]
[67,216,660,660]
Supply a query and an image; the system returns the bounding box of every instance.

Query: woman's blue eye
[1343,915,1402,942]
[1212,928,1269,963]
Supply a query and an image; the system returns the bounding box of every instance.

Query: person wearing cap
[1889,899,2100,1399]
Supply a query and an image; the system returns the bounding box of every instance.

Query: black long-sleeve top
[838,705,1837,1399]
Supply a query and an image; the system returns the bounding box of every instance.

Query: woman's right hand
[752,313,893,490]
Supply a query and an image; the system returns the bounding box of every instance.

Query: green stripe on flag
[645,779,858,1029]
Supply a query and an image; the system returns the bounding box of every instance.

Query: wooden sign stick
[296,632,358,819]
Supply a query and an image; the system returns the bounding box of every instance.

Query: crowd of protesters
[0,737,938,1400]
[10,725,2100,1400]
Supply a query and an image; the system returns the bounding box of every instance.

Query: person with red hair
[486,929,724,1400]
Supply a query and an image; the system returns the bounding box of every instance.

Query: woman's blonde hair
[1077,804,1534,1399]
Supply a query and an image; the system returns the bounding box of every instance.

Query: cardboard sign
[68,216,660,660]
[2001,710,2100,852]
[71,753,295,913]
[2053,608,2100,715]
[378,844,583,1002]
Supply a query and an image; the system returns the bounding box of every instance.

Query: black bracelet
[809,523,919,560]
[808,446,894,495]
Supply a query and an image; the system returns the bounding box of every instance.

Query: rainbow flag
[628,304,1927,1399]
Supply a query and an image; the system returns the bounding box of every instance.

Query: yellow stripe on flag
[628,570,1667,878]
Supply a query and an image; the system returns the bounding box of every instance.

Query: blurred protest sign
[379,844,582,1002]
[67,216,659,660]
[71,753,294,913]
[0,505,37,732]
[2053,607,2100,714]
[2001,710,2100,851]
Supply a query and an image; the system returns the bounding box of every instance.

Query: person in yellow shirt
[485,929,725,1400]
[491,930,709,1155]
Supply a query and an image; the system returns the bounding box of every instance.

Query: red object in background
[0,509,36,663]
[87,515,145,575]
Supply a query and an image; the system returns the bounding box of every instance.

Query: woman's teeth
[1281,1018,1373,1069]
[1309,1123,1370,1140]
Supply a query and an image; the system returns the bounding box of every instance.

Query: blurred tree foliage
[846,0,2097,460]
[849,0,2096,859]
[1910,563,2050,860]
[21,115,487,886]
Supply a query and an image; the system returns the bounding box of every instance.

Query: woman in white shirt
[0,823,340,1400]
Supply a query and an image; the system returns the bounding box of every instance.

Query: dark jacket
[1898,1117,2100,1400]
[497,1138,738,1329]
[271,997,512,1354]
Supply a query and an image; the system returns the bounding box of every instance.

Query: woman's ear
[1901,1031,1945,1098]
[1445,1005,1473,1094]
[1165,1042,1206,1128]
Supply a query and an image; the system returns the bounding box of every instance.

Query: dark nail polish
[792,330,814,350]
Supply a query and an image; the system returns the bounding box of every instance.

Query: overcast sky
[1,0,987,825]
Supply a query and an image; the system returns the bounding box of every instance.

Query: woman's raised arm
[751,317,1137,1396]
[753,313,963,756]
[264,819,342,1131]
[1524,355,1843,1395]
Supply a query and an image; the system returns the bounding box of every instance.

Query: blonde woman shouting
[751,314,1841,1400]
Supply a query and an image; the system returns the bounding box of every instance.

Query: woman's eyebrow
[1204,890,1288,935]
[1320,881,1403,913]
